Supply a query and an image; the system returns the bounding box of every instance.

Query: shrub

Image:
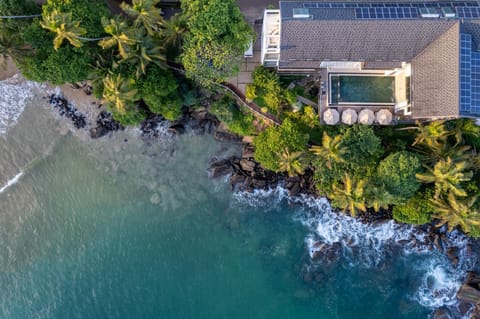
[339,125,384,177]
[138,66,183,121]
[376,151,422,201]
[209,97,256,136]
[250,66,286,115]
[392,190,434,225]
[245,84,256,102]
[254,118,309,171]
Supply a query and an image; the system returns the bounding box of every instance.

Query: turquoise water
[330,75,395,104]
[0,85,474,319]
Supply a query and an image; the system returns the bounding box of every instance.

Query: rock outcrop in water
[90,110,123,138]
[456,272,480,318]
[48,94,87,129]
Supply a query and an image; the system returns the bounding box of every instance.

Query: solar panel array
[460,34,480,116]
[299,2,480,9]
[460,34,472,115]
[456,6,480,17]
[470,52,480,115]
[355,7,419,19]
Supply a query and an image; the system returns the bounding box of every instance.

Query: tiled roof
[411,22,460,118]
[279,20,457,68]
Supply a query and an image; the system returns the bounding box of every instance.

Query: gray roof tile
[411,22,460,118]
[279,19,457,66]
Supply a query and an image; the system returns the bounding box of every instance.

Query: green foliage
[376,151,422,201]
[340,124,384,177]
[19,22,93,83]
[248,66,288,115]
[254,118,309,172]
[42,0,108,37]
[393,190,434,225]
[181,0,254,85]
[330,175,367,216]
[138,65,183,121]
[17,0,108,84]
[103,74,145,126]
[0,0,40,30]
[209,97,256,136]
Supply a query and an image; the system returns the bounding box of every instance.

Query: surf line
[0,171,24,194]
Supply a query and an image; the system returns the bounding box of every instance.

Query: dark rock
[191,124,205,135]
[458,301,473,316]
[210,159,234,178]
[168,123,185,135]
[230,173,246,187]
[251,179,267,189]
[287,182,302,197]
[242,144,255,159]
[89,126,109,139]
[471,305,480,319]
[466,272,480,286]
[48,94,87,129]
[431,307,452,319]
[239,159,255,172]
[457,283,480,304]
[213,131,242,143]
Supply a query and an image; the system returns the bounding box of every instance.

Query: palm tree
[162,13,186,52]
[123,31,166,78]
[276,147,308,177]
[330,174,367,216]
[98,17,138,60]
[0,28,30,69]
[431,192,480,235]
[366,185,395,213]
[120,0,164,35]
[450,118,480,146]
[416,157,473,198]
[399,120,450,150]
[40,9,87,50]
[309,131,347,169]
[102,74,138,115]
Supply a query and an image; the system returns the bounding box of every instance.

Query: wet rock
[458,301,473,316]
[466,272,480,286]
[251,179,267,189]
[457,282,480,304]
[210,159,234,178]
[230,173,246,187]
[431,307,452,319]
[89,126,109,139]
[239,159,255,172]
[48,94,87,129]
[242,144,255,159]
[90,111,123,138]
[213,130,242,143]
[446,247,460,267]
[168,123,185,135]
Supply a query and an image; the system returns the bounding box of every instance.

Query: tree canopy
[180,0,253,85]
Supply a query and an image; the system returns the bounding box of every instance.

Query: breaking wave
[0,75,45,135]
[0,171,24,194]
[233,186,476,314]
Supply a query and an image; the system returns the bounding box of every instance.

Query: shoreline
[3,67,480,319]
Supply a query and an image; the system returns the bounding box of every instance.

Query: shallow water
[0,80,475,319]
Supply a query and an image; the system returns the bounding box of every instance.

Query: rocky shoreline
[49,90,480,319]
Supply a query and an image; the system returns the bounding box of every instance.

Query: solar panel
[456,6,480,18]
[460,34,473,114]
[355,7,419,19]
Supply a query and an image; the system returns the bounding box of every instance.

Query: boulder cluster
[48,94,87,129]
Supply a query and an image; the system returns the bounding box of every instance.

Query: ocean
[0,77,475,318]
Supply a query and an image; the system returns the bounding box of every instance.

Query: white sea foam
[0,75,45,135]
[233,186,476,312]
[0,171,24,194]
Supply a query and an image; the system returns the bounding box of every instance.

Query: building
[260,1,480,122]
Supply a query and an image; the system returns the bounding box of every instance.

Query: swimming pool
[329,74,395,105]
